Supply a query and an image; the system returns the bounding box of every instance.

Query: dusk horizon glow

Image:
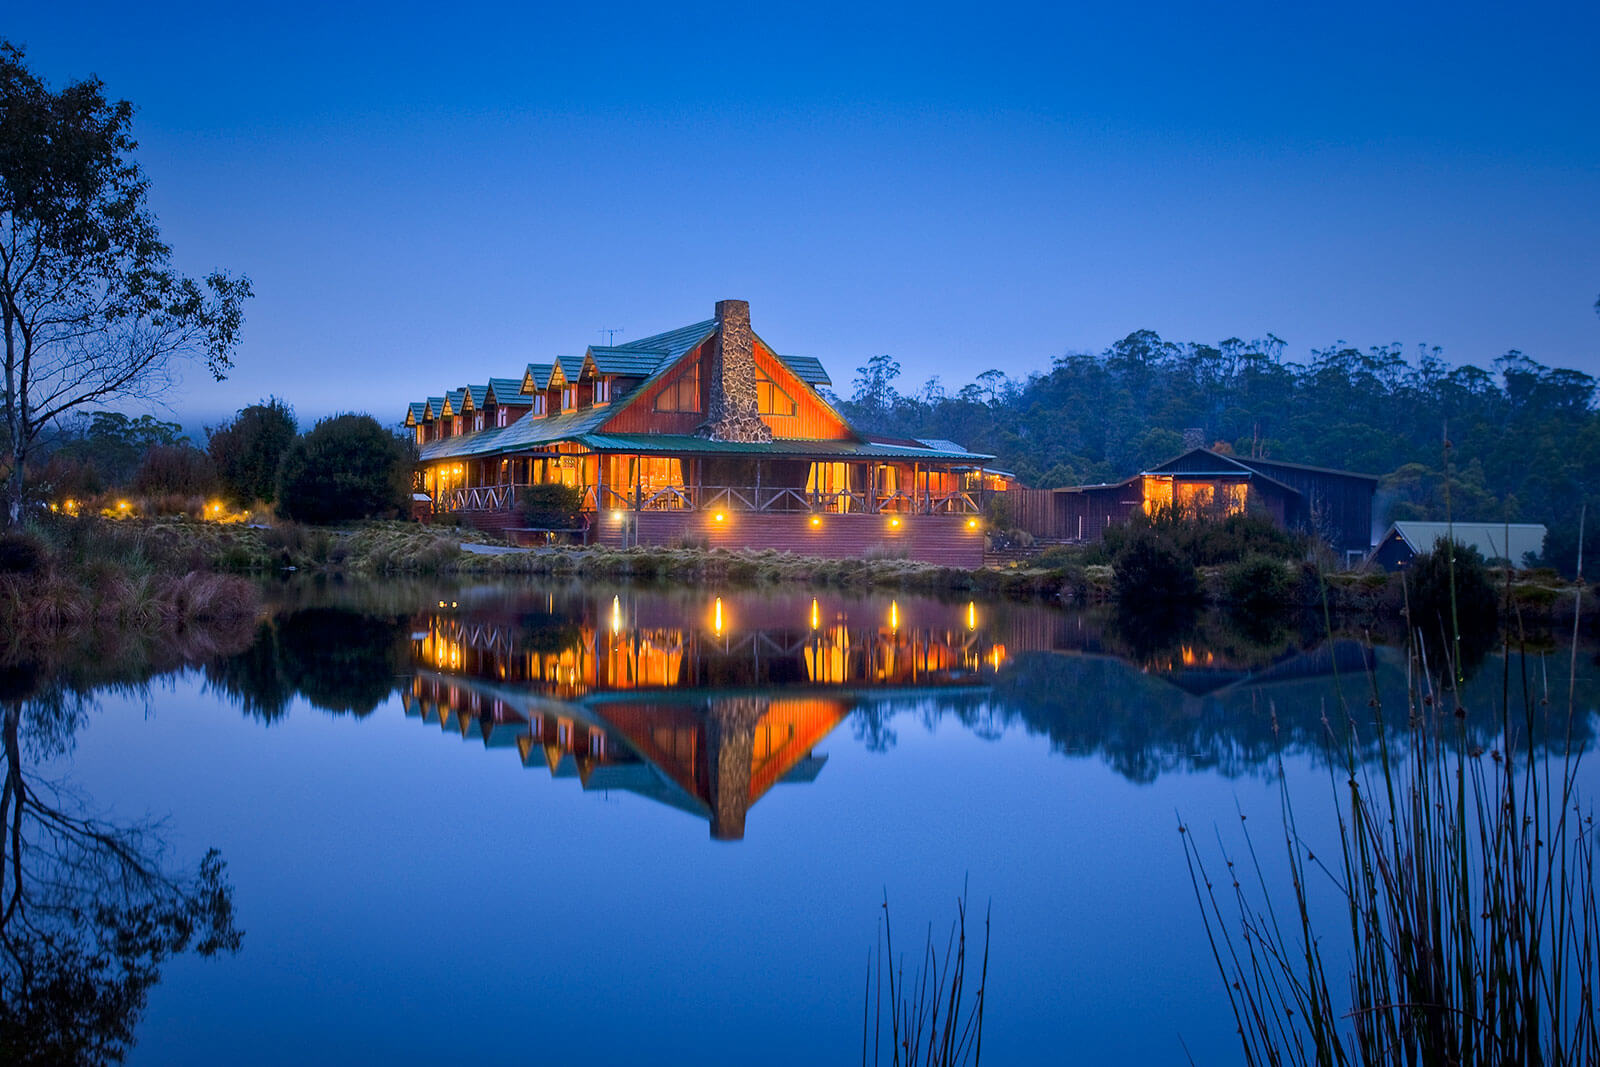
[9,1,1598,427]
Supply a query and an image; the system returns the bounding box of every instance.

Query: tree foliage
[276,414,412,524]
[0,41,250,525]
[830,332,1599,566]
[206,397,296,505]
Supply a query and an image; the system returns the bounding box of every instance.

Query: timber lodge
[405,300,999,566]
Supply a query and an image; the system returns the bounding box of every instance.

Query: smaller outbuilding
[1368,521,1548,572]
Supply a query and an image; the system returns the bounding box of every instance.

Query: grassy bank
[0,518,262,658]
[5,516,1591,627]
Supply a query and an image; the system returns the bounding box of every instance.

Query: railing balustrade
[436,480,980,515]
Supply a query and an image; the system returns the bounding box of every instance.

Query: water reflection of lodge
[401,595,1025,839]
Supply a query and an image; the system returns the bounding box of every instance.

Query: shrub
[208,397,297,505]
[0,530,47,575]
[519,484,584,530]
[1406,538,1499,666]
[276,414,413,524]
[132,443,219,497]
[1111,529,1201,603]
[1221,553,1294,612]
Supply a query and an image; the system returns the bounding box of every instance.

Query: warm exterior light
[966,518,979,530]
[809,515,822,527]
[889,516,901,529]
[713,511,725,523]
[612,510,625,521]
[117,500,130,512]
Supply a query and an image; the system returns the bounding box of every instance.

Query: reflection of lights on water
[966,601,976,631]
[810,597,820,630]
[889,600,899,631]
[611,594,622,635]
[714,597,724,635]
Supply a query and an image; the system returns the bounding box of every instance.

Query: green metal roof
[575,433,995,462]
[486,378,532,406]
[418,401,619,461]
[522,362,555,392]
[425,396,445,419]
[405,402,426,426]
[587,346,669,377]
[778,354,830,386]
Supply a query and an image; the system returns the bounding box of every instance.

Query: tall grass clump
[1180,620,1598,1063]
[863,890,989,1067]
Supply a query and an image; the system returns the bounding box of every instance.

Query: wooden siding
[1010,487,1065,539]
[1238,459,1374,555]
[751,341,853,440]
[592,512,983,567]
[599,337,711,435]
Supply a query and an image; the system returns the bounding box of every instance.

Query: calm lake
[10,579,1598,1064]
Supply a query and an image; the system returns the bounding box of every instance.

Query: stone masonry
[696,299,773,443]
[704,696,766,841]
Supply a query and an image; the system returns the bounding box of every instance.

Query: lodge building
[1010,448,1379,561]
[404,300,994,566]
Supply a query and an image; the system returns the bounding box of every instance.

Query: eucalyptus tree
[0,41,251,525]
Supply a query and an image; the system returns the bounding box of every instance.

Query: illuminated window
[654,364,700,413]
[756,367,797,416]
[473,412,484,432]
[496,408,508,427]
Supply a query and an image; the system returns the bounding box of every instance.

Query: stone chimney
[696,299,773,443]
[705,696,765,841]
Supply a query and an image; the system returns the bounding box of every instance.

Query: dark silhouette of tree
[206,398,297,506]
[0,42,251,526]
[276,414,413,524]
[0,692,241,1064]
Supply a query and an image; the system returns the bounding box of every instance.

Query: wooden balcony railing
[439,482,980,515]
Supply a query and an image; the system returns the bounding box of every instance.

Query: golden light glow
[810,597,820,630]
[966,518,979,530]
[889,517,901,529]
[713,512,726,523]
[612,510,626,521]
[809,515,822,527]
[611,595,622,636]
[117,500,130,512]
[967,601,977,631]
[889,600,900,631]
[713,597,724,635]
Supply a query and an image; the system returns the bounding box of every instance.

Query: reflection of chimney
[697,299,773,443]
[705,696,766,840]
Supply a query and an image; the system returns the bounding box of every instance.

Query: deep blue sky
[9,1,1599,428]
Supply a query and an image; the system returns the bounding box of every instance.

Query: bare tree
[0,41,250,526]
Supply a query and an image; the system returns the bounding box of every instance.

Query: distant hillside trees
[276,414,414,524]
[829,333,1600,569]
[208,398,297,505]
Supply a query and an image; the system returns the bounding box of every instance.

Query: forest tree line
[827,330,1600,569]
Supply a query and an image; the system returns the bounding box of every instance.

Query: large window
[654,364,700,413]
[756,367,797,417]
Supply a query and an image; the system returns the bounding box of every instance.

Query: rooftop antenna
[599,328,624,345]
